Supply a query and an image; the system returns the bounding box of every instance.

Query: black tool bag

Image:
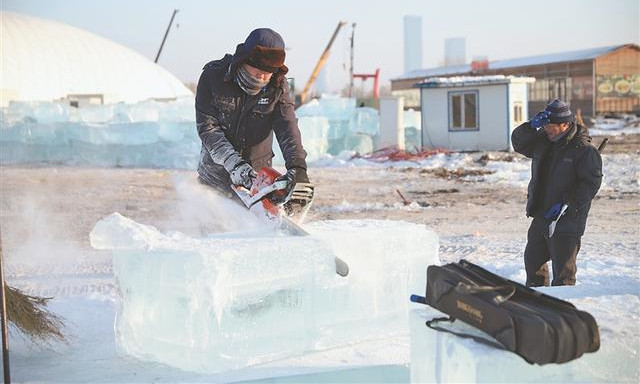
[410,260,600,365]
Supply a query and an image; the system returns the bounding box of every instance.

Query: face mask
[235,65,270,95]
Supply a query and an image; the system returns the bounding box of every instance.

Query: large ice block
[404,108,422,152]
[90,214,439,374]
[294,95,379,155]
[410,286,640,383]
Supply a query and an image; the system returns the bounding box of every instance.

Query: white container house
[418,76,535,151]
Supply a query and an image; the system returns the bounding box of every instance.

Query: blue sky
[3,0,639,92]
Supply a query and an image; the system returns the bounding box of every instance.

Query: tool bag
[410,260,600,365]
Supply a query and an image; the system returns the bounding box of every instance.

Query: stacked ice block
[295,96,380,156]
[0,97,200,168]
[409,286,639,383]
[90,214,439,373]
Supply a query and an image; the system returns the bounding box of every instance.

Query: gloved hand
[229,162,257,189]
[272,168,309,204]
[544,202,565,220]
[529,110,551,131]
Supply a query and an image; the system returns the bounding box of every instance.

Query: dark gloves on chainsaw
[229,162,257,190]
[271,168,309,204]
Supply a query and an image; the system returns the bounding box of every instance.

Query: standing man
[511,99,603,286]
[196,28,309,204]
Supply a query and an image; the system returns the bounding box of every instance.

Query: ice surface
[410,286,640,383]
[90,213,439,374]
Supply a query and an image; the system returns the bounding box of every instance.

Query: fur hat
[232,28,288,74]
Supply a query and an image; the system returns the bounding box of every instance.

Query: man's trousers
[524,218,581,286]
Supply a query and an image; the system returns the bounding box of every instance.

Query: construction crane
[299,21,347,105]
[155,9,179,63]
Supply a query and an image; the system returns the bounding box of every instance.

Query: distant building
[0,11,193,107]
[404,16,423,74]
[418,76,534,151]
[444,38,466,67]
[392,44,640,119]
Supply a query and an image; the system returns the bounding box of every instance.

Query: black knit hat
[544,99,574,124]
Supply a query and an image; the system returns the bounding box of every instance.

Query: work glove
[529,110,551,131]
[271,168,310,204]
[229,162,257,190]
[544,202,566,221]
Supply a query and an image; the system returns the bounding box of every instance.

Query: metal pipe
[349,23,356,98]
[0,224,10,384]
[154,9,179,64]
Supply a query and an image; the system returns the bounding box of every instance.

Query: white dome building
[0,11,193,106]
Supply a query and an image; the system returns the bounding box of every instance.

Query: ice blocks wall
[90,214,439,374]
[0,98,200,168]
[0,96,431,167]
[1,96,378,167]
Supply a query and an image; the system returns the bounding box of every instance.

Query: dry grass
[6,285,66,343]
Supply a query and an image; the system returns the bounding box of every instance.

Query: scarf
[235,65,269,95]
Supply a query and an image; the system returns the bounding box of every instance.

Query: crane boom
[155,9,179,63]
[299,21,347,105]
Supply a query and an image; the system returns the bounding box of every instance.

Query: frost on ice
[90,213,439,373]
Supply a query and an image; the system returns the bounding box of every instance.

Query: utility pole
[349,23,356,98]
[154,9,179,64]
[0,224,10,384]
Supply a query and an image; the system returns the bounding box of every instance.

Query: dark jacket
[511,122,602,236]
[195,55,307,192]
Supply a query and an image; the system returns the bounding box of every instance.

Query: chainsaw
[232,167,349,277]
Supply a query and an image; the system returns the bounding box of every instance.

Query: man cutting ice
[511,99,603,286]
[195,28,310,205]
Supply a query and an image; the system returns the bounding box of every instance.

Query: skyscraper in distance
[404,15,423,74]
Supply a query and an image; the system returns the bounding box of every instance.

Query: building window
[513,101,524,124]
[449,91,479,131]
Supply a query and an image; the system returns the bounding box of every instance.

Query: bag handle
[426,316,507,351]
[454,283,516,305]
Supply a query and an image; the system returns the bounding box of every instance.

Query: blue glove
[544,202,565,220]
[530,110,551,131]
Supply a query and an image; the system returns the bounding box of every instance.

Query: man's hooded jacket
[195,28,307,192]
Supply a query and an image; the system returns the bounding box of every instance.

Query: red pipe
[352,68,380,100]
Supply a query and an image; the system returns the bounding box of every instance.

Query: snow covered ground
[1,99,638,382]
[313,151,639,193]
[2,153,638,382]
